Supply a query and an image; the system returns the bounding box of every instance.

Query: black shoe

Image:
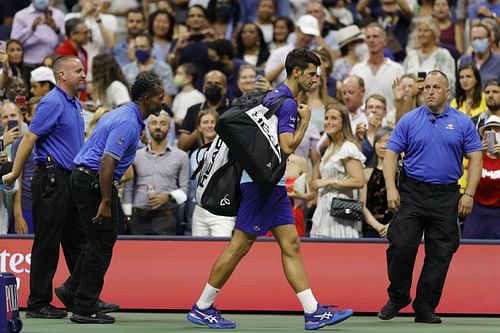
[415,312,442,324]
[377,299,411,320]
[96,299,120,313]
[55,285,74,312]
[70,312,115,324]
[26,305,67,319]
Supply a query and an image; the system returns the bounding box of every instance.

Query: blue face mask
[472,38,489,54]
[33,0,49,10]
[135,49,150,63]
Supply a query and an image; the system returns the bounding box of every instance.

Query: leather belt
[76,165,98,178]
[133,207,176,218]
[403,176,458,192]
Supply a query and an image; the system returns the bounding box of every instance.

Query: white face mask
[354,42,369,61]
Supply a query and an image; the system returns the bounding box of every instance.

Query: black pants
[386,177,460,314]
[28,168,85,310]
[65,169,120,316]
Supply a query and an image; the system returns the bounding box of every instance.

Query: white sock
[196,283,220,310]
[297,289,318,314]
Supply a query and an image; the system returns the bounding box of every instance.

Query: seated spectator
[268,16,294,51]
[172,62,206,128]
[311,104,365,238]
[0,39,31,95]
[207,39,247,101]
[10,0,65,66]
[149,9,175,63]
[360,127,393,238]
[432,0,464,53]
[123,33,177,105]
[255,0,276,44]
[178,70,229,153]
[190,110,235,237]
[90,53,130,109]
[123,111,189,235]
[235,22,270,68]
[358,94,386,167]
[29,66,56,98]
[462,115,500,239]
[458,23,500,89]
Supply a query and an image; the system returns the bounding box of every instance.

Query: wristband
[464,192,474,198]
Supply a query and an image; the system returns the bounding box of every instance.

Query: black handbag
[330,197,363,220]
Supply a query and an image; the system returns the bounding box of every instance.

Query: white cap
[296,15,320,37]
[30,66,56,85]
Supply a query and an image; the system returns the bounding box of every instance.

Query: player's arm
[279,104,310,156]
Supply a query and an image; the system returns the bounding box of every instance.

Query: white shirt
[350,58,404,112]
[103,80,131,108]
[172,89,206,120]
[265,44,294,86]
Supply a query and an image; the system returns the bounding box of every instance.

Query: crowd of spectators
[0,0,498,238]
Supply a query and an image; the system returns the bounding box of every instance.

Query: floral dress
[311,141,366,238]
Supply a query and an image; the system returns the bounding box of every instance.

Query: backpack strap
[190,141,212,180]
[264,95,289,119]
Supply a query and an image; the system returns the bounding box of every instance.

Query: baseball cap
[296,15,320,37]
[30,66,56,85]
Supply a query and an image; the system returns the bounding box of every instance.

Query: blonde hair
[322,103,359,162]
[196,109,219,145]
[86,106,111,139]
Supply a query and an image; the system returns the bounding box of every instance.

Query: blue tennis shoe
[187,304,237,329]
[304,304,353,330]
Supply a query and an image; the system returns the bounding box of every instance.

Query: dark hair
[65,17,85,37]
[92,54,130,103]
[131,72,163,102]
[206,0,240,25]
[285,48,321,78]
[484,78,500,89]
[134,32,153,48]
[148,9,175,41]
[179,62,198,83]
[455,63,482,109]
[188,4,207,19]
[39,81,55,90]
[235,22,270,67]
[5,39,24,68]
[208,39,234,60]
[273,16,294,43]
[127,7,146,21]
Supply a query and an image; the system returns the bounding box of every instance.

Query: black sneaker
[55,285,74,312]
[70,312,115,324]
[96,299,120,313]
[26,305,67,319]
[415,312,442,324]
[377,299,411,320]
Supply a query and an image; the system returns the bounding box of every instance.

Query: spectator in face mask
[178,70,228,154]
[122,33,177,105]
[171,62,206,127]
[458,23,500,89]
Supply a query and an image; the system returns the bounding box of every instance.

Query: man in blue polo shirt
[3,55,86,319]
[187,48,353,331]
[378,70,483,324]
[53,71,164,324]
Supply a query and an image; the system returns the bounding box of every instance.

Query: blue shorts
[235,182,294,236]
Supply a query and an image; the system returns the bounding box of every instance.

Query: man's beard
[151,131,167,142]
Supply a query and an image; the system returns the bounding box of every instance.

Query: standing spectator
[178,70,228,153]
[2,56,87,319]
[54,72,165,324]
[148,9,175,63]
[357,0,413,62]
[206,0,241,41]
[467,0,500,22]
[235,23,270,68]
[350,23,404,113]
[392,73,422,124]
[360,127,393,238]
[190,110,236,237]
[342,75,367,134]
[124,111,189,236]
[123,33,177,105]
[255,0,276,44]
[311,104,366,238]
[0,101,23,160]
[268,16,294,51]
[65,0,117,82]
[171,63,206,127]
[187,48,354,331]
[403,17,456,91]
[432,0,464,53]
[462,115,500,239]
[359,94,386,166]
[240,0,290,24]
[300,70,336,133]
[29,66,56,98]
[112,8,151,67]
[333,25,368,83]
[0,39,32,95]
[90,54,130,109]
[10,0,65,66]
[458,23,500,89]
[55,18,90,101]
[378,70,483,323]
[451,64,487,118]
[4,76,29,104]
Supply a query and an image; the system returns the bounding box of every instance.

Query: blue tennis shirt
[74,102,145,181]
[29,86,85,170]
[387,104,482,184]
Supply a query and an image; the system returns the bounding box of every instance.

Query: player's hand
[297,103,310,123]
[92,200,111,223]
[458,194,473,216]
[2,172,18,186]
[387,187,400,212]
